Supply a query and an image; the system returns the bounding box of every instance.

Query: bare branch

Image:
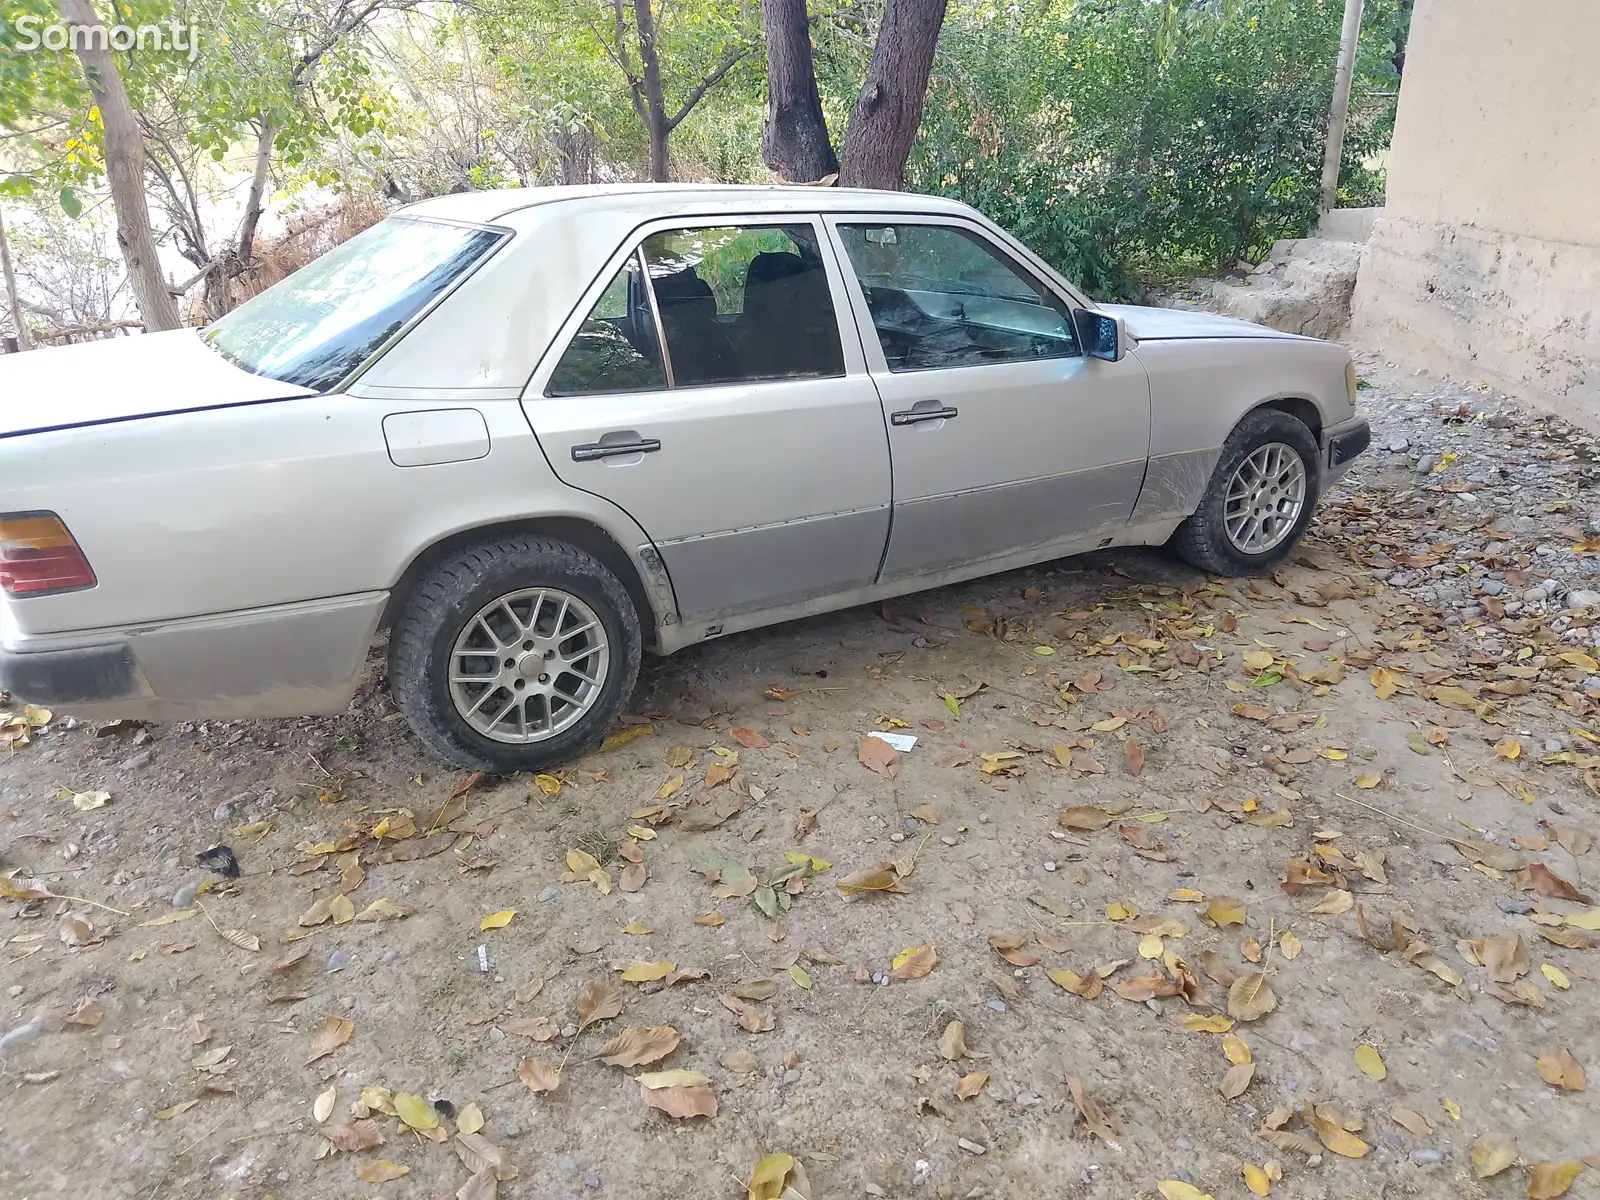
[666,46,749,131]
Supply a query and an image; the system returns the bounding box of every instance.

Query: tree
[836,0,947,190]
[0,206,30,350]
[58,0,181,330]
[760,0,836,182]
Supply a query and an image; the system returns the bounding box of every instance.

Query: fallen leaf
[733,979,778,1001]
[457,1103,484,1136]
[1220,1061,1255,1098]
[393,1091,440,1130]
[1157,1182,1215,1200]
[1542,964,1571,989]
[1202,895,1246,928]
[313,1082,336,1123]
[1476,932,1531,982]
[1528,864,1593,904]
[1310,1106,1371,1157]
[1242,1163,1271,1196]
[1066,1075,1120,1142]
[1124,739,1145,776]
[305,1014,353,1064]
[1279,932,1302,959]
[730,726,769,748]
[599,723,653,752]
[325,1119,383,1151]
[1057,805,1114,831]
[479,909,515,931]
[856,736,900,778]
[637,1070,717,1119]
[955,1070,988,1100]
[1537,1049,1586,1091]
[575,978,624,1030]
[1227,972,1277,1022]
[1355,770,1382,789]
[598,1025,681,1067]
[936,1020,971,1061]
[1528,1162,1585,1199]
[836,867,900,897]
[518,1058,561,1094]
[619,961,675,983]
[1472,1131,1519,1178]
[356,1160,409,1183]
[892,944,937,980]
[1355,1044,1387,1081]
[1389,1106,1432,1137]
[1223,1034,1252,1064]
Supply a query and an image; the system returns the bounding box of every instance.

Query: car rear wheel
[1170,408,1321,576]
[389,536,642,771]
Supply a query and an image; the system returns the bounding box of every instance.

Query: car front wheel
[1171,408,1321,576]
[389,536,642,771]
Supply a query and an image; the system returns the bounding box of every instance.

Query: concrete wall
[1350,0,1600,427]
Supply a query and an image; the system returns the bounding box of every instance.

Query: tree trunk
[59,0,181,331]
[0,206,31,351]
[633,0,671,181]
[761,0,837,182]
[1320,0,1365,213]
[837,0,947,191]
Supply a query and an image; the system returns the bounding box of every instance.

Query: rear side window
[836,223,1079,371]
[204,217,503,392]
[640,224,844,386]
[546,254,667,397]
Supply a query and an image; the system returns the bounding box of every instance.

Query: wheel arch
[1247,395,1322,444]
[381,517,667,650]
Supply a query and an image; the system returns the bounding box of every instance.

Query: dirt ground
[3,351,1599,1200]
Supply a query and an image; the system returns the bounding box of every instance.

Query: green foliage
[905,0,1404,298]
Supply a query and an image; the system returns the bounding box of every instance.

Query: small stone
[865,1187,886,1198]
[889,833,906,843]
[904,818,922,831]
[1524,587,1549,604]
[1496,898,1534,915]
[783,1069,802,1085]
[6,985,22,998]
[1545,738,1564,753]
[1016,1091,1042,1106]
[212,804,234,822]
[871,972,885,985]
[488,1027,506,1043]
[537,887,560,903]
[501,1124,524,1140]
[1306,1154,1322,1168]
[985,999,1007,1013]
[1565,588,1600,610]
[583,1174,600,1189]
[957,1138,986,1156]
[940,836,958,847]
[1414,455,1439,475]
[1427,844,1457,866]
[327,950,351,972]
[977,813,990,824]
[118,751,153,772]
[1386,437,1409,453]
[561,1023,578,1038]
[1479,579,1505,596]
[1411,1148,1444,1165]
[1174,1135,1194,1151]
[1043,861,1057,872]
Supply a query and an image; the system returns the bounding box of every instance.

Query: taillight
[0,512,97,596]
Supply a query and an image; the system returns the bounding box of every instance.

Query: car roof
[396,182,979,226]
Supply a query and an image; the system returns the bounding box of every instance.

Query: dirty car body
[0,184,1369,769]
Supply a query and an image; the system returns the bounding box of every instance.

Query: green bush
[904,0,1398,299]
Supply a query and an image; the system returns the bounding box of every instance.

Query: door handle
[890,405,958,426]
[571,437,661,461]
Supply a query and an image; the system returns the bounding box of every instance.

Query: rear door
[522,217,891,623]
[824,216,1151,581]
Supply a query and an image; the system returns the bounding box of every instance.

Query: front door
[523,218,891,623]
[825,217,1151,581]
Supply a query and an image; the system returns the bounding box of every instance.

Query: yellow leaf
[1471,1131,1519,1178]
[656,774,684,800]
[356,1160,409,1183]
[1243,650,1275,671]
[479,909,516,931]
[588,867,613,895]
[621,920,653,935]
[1311,1109,1371,1157]
[1355,1044,1387,1081]
[637,1068,711,1089]
[154,1100,199,1119]
[1541,964,1571,989]
[1355,771,1382,789]
[313,1082,336,1123]
[1106,901,1137,921]
[1527,1162,1584,1199]
[600,723,654,751]
[1157,1183,1216,1200]
[1443,1097,1461,1120]
[393,1091,439,1130]
[789,963,812,989]
[1223,1034,1252,1064]
[1371,667,1398,699]
[1319,747,1348,761]
[627,825,657,841]
[566,849,600,874]
[619,960,675,983]
[139,908,200,927]
[1280,932,1302,959]
[457,1102,484,1135]
[535,773,562,795]
[1032,644,1055,656]
[1139,934,1164,958]
[1495,738,1522,760]
[1177,1014,1233,1033]
[748,1153,796,1200]
[1565,908,1600,930]
[1243,1163,1272,1196]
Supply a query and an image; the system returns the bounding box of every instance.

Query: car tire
[389,536,642,772]
[1170,408,1322,577]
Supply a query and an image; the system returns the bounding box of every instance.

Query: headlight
[1344,361,1359,408]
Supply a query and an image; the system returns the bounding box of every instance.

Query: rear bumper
[0,592,386,721]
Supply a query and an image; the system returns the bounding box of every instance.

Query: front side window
[836,223,1079,371]
[204,217,503,392]
[640,224,845,386]
[546,254,667,397]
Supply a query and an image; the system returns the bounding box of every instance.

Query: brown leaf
[1454,838,1523,871]
[305,1014,353,1064]
[1527,863,1593,904]
[64,1000,103,1028]
[856,736,900,778]
[1528,1162,1585,1199]
[518,1058,561,1094]
[1475,932,1530,982]
[324,1119,383,1152]
[1227,972,1277,1022]
[1539,926,1598,950]
[457,1168,498,1200]
[1123,739,1145,777]
[720,1049,759,1072]
[1309,889,1354,916]
[574,978,624,1031]
[1390,1106,1433,1137]
[1046,968,1102,999]
[619,862,647,892]
[891,945,938,980]
[955,1071,987,1100]
[1199,950,1239,987]
[836,866,901,897]
[936,1020,971,1061]
[356,1160,410,1183]
[1219,1061,1255,1099]
[502,1016,559,1042]
[733,978,778,1001]
[638,1075,717,1119]
[1472,1131,1519,1178]
[1110,973,1181,1002]
[454,1132,518,1181]
[1057,805,1114,831]
[1066,1075,1120,1142]
[598,1025,682,1068]
[1537,1048,1586,1091]
[1260,1128,1322,1157]
[1309,1106,1370,1158]
[731,726,770,749]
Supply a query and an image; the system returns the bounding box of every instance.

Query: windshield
[203,217,504,392]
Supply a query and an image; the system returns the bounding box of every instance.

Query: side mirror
[1073,308,1128,362]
